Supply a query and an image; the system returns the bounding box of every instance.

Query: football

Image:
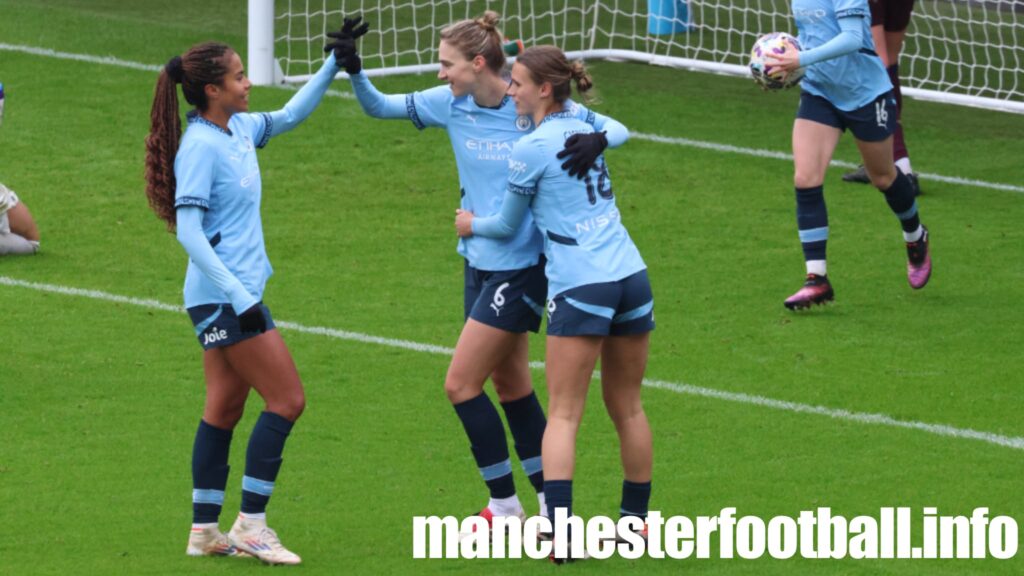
[749,32,804,91]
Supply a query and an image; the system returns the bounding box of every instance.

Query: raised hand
[324,16,370,74]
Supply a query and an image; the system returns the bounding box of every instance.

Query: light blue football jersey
[794,0,892,110]
[174,112,273,308]
[408,88,604,271]
[506,112,646,298]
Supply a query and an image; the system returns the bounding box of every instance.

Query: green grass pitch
[0,0,1022,573]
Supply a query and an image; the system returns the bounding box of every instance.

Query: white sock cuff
[488,495,523,516]
[806,260,827,277]
[895,157,913,175]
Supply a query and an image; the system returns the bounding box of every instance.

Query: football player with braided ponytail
[145,36,343,565]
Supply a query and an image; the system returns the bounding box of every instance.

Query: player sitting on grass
[0,182,40,256]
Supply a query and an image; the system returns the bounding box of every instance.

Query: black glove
[556,131,609,179]
[238,303,267,334]
[324,16,370,75]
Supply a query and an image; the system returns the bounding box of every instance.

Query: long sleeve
[176,206,257,313]
[264,52,342,138]
[471,190,532,239]
[591,112,630,148]
[799,16,864,67]
[349,71,410,119]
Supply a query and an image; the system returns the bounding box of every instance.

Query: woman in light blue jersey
[331,12,629,526]
[456,46,654,555]
[144,38,343,565]
[765,0,931,310]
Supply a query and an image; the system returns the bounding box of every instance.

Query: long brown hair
[144,42,233,231]
[516,45,594,104]
[439,10,506,73]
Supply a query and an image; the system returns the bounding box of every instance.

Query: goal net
[251,0,1024,113]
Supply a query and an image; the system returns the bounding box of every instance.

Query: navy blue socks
[240,411,294,515]
[620,480,652,520]
[454,393,516,499]
[882,170,920,234]
[795,185,829,264]
[545,479,573,522]
[500,392,547,494]
[191,420,233,524]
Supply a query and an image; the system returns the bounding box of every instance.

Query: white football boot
[227,515,302,565]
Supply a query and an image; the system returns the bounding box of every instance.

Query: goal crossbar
[252,0,1024,115]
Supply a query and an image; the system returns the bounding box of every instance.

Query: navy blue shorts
[546,269,655,337]
[870,0,915,32]
[797,90,898,142]
[464,259,546,333]
[187,302,275,350]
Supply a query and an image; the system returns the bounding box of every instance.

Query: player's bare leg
[542,335,602,482]
[601,333,652,484]
[601,333,653,541]
[447,320,530,524]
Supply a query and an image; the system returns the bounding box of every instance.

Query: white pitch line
[1,42,1021,194]
[275,320,454,356]
[643,378,1024,451]
[630,132,1024,194]
[0,276,185,313]
[0,42,163,72]
[0,276,450,356]
[3,274,1023,452]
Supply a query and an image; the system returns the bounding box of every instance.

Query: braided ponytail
[144,42,233,231]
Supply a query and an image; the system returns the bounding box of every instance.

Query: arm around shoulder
[591,112,630,148]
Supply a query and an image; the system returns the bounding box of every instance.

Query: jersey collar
[540,108,575,125]
[187,110,233,136]
[470,93,511,110]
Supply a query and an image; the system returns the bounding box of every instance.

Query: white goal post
[248,0,1024,114]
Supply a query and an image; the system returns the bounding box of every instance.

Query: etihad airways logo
[465,139,514,153]
[467,139,514,161]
